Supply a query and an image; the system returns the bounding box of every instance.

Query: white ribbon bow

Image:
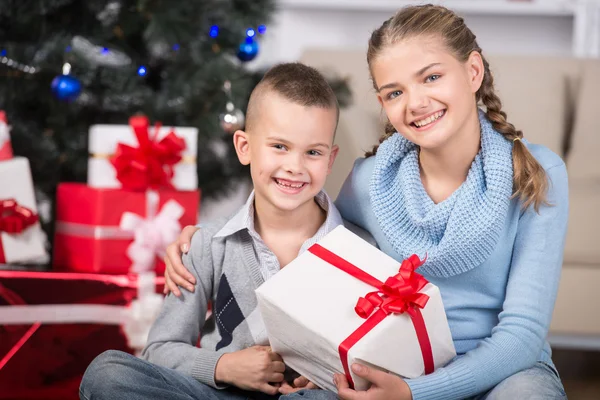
[122,272,164,353]
[118,191,184,352]
[119,190,184,273]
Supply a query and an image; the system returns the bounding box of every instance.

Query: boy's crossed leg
[80,350,338,400]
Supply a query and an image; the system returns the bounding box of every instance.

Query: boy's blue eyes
[271,144,321,156]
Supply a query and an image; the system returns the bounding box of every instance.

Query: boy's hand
[163,225,199,296]
[215,346,286,395]
[278,376,319,394]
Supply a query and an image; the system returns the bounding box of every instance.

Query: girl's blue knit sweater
[335,111,569,400]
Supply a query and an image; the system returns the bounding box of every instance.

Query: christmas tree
[0,0,351,255]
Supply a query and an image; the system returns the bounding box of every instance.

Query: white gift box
[255,226,456,392]
[87,121,198,190]
[0,157,47,264]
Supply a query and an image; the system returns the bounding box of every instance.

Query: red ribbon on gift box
[0,141,12,161]
[308,244,434,389]
[0,110,12,161]
[0,199,39,234]
[0,199,39,263]
[111,116,186,191]
[0,279,42,371]
[0,270,166,399]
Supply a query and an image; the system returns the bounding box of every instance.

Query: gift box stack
[0,115,200,399]
[53,115,200,276]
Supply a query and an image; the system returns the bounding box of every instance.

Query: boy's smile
[273,177,308,194]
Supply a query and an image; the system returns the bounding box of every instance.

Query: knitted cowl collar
[369,109,514,277]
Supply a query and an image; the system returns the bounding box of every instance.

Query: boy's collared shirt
[213,190,343,281]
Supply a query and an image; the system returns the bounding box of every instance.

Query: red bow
[110,116,186,191]
[308,245,434,389]
[354,254,430,319]
[0,199,39,234]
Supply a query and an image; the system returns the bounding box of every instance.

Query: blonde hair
[365,4,548,211]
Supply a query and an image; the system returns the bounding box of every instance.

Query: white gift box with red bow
[0,157,47,264]
[87,116,198,191]
[256,226,456,392]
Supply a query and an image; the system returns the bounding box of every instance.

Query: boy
[80,63,342,400]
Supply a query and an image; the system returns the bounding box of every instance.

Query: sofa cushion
[486,55,573,157]
[550,265,600,335]
[300,49,381,116]
[567,60,600,181]
[563,181,600,265]
[325,108,383,198]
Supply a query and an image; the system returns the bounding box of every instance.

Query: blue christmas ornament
[51,74,81,101]
[237,37,259,62]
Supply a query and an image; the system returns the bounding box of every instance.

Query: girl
[164,5,569,400]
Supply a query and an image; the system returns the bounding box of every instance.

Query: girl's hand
[163,225,199,296]
[334,364,413,400]
[278,375,319,394]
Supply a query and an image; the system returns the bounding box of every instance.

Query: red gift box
[0,111,13,161]
[0,270,165,400]
[52,183,200,275]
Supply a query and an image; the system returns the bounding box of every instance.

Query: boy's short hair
[245,62,339,132]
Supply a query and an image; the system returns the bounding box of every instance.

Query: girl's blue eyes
[387,91,402,100]
[385,74,442,100]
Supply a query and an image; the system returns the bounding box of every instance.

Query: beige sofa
[300,50,600,349]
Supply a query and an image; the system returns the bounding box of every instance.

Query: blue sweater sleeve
[335,158,374,230]
[406,162,570,400]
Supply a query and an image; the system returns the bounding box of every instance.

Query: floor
[553,348,600,399]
